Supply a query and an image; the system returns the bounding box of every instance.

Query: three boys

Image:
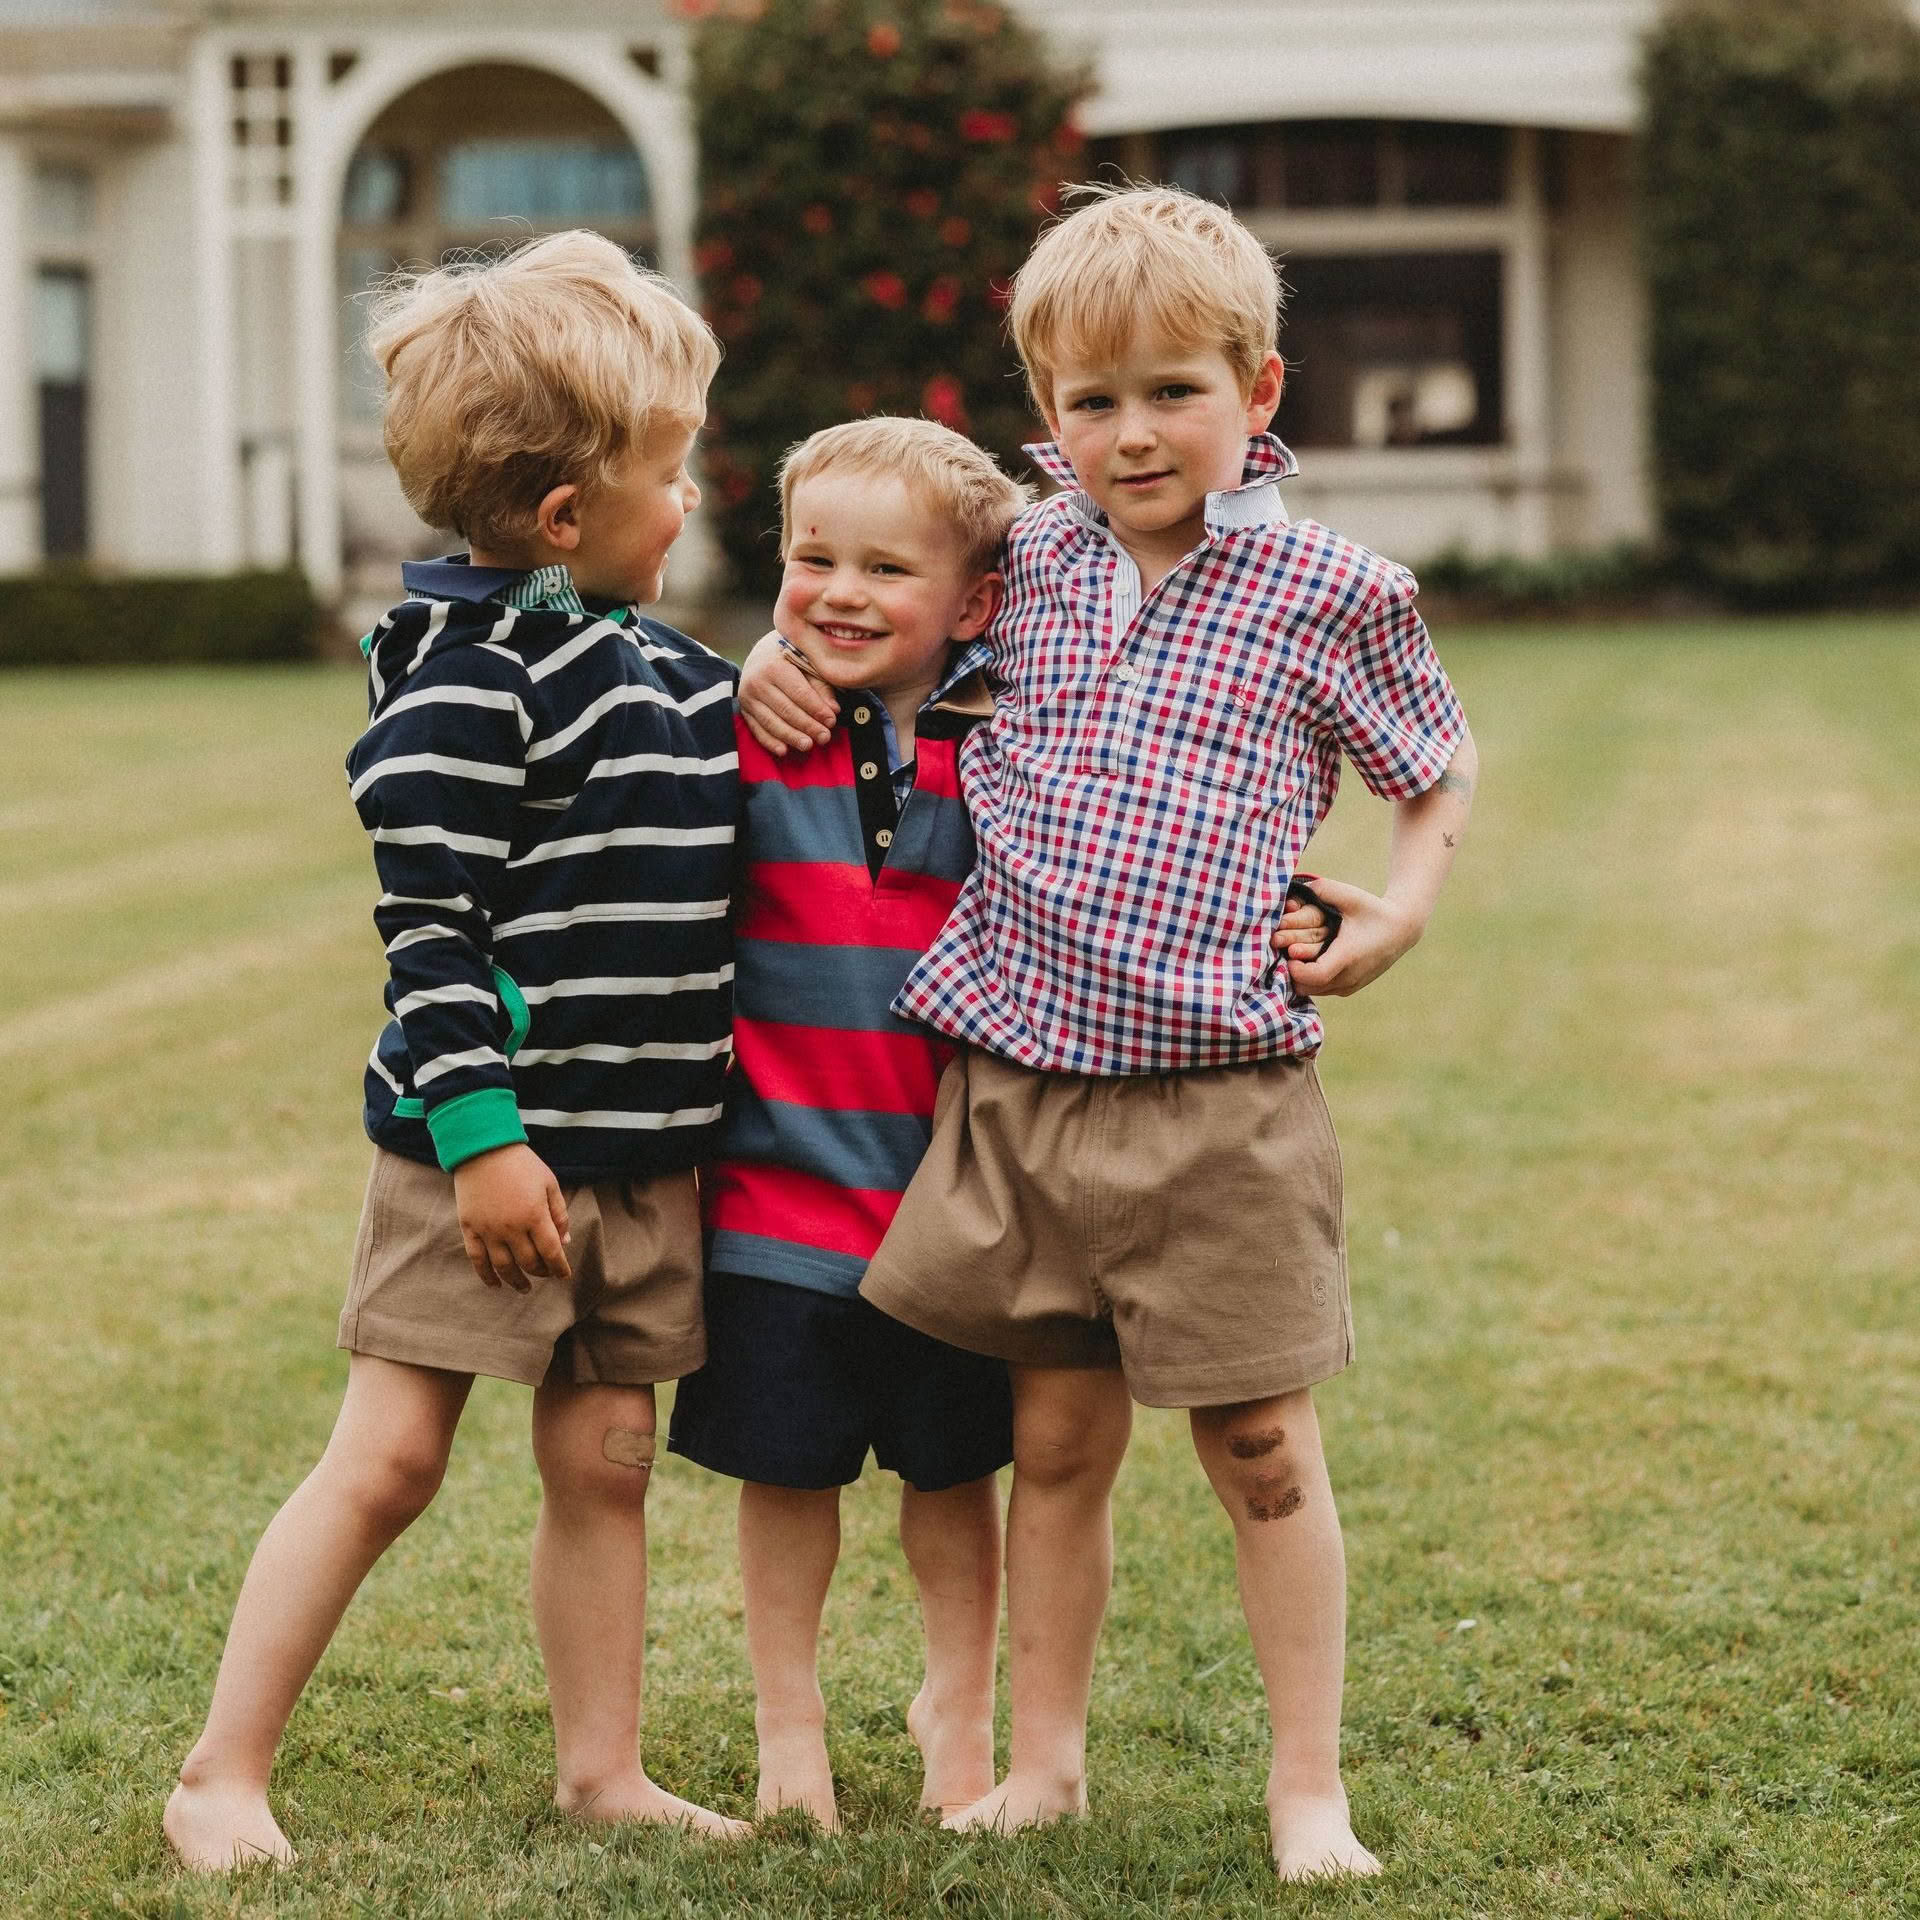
[173,177,1472,1886]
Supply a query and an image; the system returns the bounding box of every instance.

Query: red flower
[922,374,969,431]
[939,215,972,248]
[694,237,734,274]
[861,270,909,310]
[866,21,902,56]
[904,188,941,219]
[959,108,1018,143]
[801,203,834,236]
[922,275,963,323]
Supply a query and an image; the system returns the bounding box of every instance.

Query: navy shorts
[666,1270,1013,1492]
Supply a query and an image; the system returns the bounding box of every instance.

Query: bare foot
[1270,1790,1381,1882]
[941,1769,1086,1832]
[163,1777,295,1872]
[557,1769,749,1839]
[753,1723,839,1831]
[907,1684,995,1815]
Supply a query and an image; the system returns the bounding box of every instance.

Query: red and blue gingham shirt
[892,434,1467,1075]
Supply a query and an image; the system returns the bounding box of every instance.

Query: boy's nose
[823,571,866,606]
[1115,406,1156,451]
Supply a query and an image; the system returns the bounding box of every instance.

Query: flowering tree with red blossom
[683,0,1086,594]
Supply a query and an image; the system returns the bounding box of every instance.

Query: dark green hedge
[0,569,319,667]
[690,0,1085,597]
[1640,0,1920,604]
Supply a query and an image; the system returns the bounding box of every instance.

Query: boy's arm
[738,631,835,755]
[1285,727,1477,998]
[348,648,570,1284]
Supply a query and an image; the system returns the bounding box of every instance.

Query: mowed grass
[1,621,1916,1918]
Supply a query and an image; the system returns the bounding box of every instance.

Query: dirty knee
[1243,1475,1306,1522]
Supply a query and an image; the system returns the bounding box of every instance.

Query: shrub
[0,569,320,667]
[685,0,1086,596]
[1639,0,1920,604]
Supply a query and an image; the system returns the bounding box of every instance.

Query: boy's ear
[952,570,1003,641]
[533,482,583,553]
[1244,352,1285,434]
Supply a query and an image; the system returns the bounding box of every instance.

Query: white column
[0,136,38,571]
[187,36,245,570]
[292,40,343,600]
[1503,126,1554,558]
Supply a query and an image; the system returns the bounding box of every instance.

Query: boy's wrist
[426,1087,528,1171]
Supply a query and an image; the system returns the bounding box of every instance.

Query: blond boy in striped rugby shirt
[167,231,744,1870]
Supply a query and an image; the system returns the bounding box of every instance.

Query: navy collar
[399,554,532,604]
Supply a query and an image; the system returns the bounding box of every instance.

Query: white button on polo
[875,828,893,849]
[853,705,871,724]
[859,760,879,780]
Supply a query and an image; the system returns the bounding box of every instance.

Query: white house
[2,0,1697,601]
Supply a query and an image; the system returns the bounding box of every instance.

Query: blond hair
[1009,183,1282,416]
[778,417,1032,575]
[366,229,720,549]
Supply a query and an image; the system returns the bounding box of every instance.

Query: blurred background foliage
[1640,0,1920,606]
[689,0,1086,598]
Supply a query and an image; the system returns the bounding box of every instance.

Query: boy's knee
[1014,1408,1127,1493]
[348,1443,448,1534]
[537,1388,657,1506]
[1195,1399,1316,1523]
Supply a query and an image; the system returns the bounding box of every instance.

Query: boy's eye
[872,562,907,576]
[1157,384,1196,401]
[1071,394,1112,412]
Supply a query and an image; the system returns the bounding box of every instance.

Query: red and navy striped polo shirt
[703,664,989,1297]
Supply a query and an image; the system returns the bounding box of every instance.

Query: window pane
[33,269,88,382]
[1400,123,1507,207]
[1283,122,1379,209]
[1277,252,1503,448]
[1167,133,1246,206]
[440,139,650,224]
[34,165,94,237]
[343,147,411,223]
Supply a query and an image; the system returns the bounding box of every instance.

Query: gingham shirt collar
[1025,432,1300,538]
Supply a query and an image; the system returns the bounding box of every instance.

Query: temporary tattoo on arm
[1443,832,1457,848]
[1436,769,1474,802]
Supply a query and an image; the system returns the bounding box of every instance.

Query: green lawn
[2,620,1916,1917]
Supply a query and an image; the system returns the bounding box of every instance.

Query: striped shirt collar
[399,554,586,615]
[1024,432,1298,538]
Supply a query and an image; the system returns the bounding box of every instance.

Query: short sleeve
[1329,563,1467,801]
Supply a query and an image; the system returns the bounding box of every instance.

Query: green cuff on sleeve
[425,1087,528,1171]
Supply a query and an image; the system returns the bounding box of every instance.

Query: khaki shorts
[859,1049,1352,1409]
[337,1149,706,1388]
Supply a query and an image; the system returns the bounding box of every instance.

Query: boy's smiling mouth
[813,620,887,644]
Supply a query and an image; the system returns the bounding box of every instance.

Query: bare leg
[734,1481,841,1826]
[898,1475,1001,1813]
[166,1354,473,1871]
[530,1379,745,1837]
[947,1366,1131,1832]
[1189,1389,1379,1882]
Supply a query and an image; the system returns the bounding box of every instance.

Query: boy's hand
[1271,881,1333,961]
[738,631,837,756]
[1280,875,1424,999]
[453,1143,571,1291]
